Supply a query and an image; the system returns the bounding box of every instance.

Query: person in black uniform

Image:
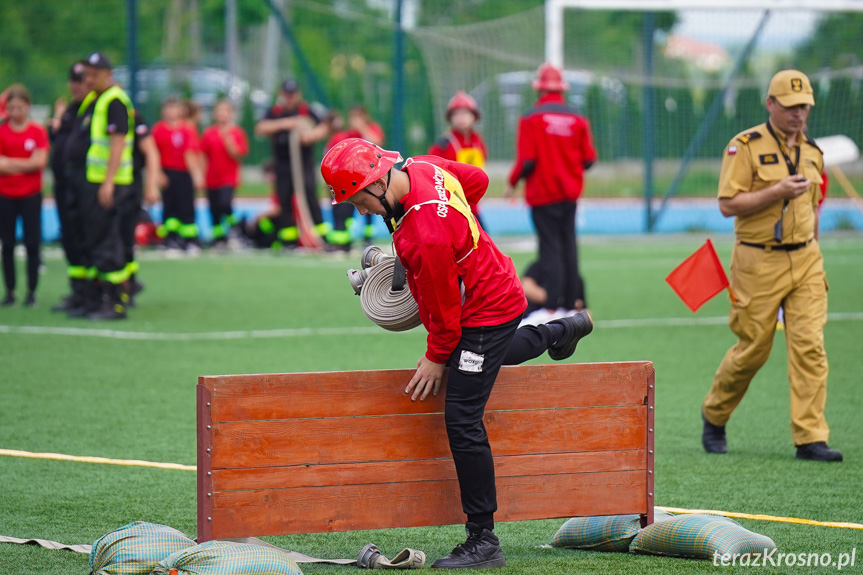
[49,61,90,313]
[253,79,331,249]
[64,52,135,320]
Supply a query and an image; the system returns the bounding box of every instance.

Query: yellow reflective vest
[79,86,134,185]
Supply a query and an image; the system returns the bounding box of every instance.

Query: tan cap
[768,70,814,107]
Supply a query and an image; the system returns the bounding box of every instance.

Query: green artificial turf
[0,234,861,574]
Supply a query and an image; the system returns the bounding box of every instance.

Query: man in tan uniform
[701,70,842,462]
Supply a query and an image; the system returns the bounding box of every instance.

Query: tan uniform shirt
[718,121,824,244]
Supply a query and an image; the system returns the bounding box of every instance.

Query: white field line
[1,312,861,341]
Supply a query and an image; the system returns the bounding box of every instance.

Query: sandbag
[152,540,304,575]
[89,521,195,575]
[629,514,776,560]
[551,510,675,552]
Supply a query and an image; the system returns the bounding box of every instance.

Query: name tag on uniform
[759,153,779,165]
[458,350,484,373]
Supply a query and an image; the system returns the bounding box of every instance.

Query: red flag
[665,239,731,313]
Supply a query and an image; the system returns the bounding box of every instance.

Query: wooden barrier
[197,361,655,542]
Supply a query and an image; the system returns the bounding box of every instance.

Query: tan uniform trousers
[703,240,830,446]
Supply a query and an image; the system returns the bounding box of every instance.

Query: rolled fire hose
[348,246,421,332]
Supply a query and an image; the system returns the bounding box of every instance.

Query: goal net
[409,1,863,219]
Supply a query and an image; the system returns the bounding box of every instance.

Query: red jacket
[508,92,597,206]
[396,156,526,363]
[428,130,487,169]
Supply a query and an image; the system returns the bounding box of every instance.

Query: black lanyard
[765,122,802,242]
[765,121,801,176]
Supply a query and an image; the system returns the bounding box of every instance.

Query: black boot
[701,410,727,454]
[53,278,86,312]
[87,282,127,320]
[431,523,506,569]
[547,310,593,361]
[67,279,100,318]
[796,442,843,462]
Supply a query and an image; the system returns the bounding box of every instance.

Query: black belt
[739,239,812,252]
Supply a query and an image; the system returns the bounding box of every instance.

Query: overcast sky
[674,10,820,50]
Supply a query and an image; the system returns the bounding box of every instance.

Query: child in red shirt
[152,97,203,251]
[200,99,249,247]
[0,84,49,306]
[428,91,488,169]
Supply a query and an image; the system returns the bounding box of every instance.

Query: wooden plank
[209,471,647,539]
[197,384,214,542]
[203,362,653,423]
[211,406,646,470]
[212,450,647,491]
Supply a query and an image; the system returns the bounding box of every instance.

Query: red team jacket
[428,130,487,169]
[396,156,526,363]
[507,92,597,207]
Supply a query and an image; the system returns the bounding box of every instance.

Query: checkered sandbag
[152,540,304,575]
[629,514,776,559]
[89,521,196,575]
[551,510,675,552]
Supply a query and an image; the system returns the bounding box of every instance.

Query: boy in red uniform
[429,91,488,228]
[506,63,597,321]
[0,85,49,306]
[200,99,249,248]
[152,97,204,251]
[429,91,488,169]
[321,138,593,569]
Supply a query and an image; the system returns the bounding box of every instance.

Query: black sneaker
[431,523,506,569]
[547,310,593,361]
[701,410,727,454]
[796,442,843,462]
[23,291,36,307]
[1,293,14,307]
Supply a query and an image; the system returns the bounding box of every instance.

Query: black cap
[84,52,112,70]
[281,78,300,93]
[69,61,86,82]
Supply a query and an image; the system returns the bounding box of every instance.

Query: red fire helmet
[532,62,569,92]
[321,138,402,204]
[446,91,481,121]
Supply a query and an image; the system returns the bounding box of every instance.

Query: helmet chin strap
[366,170,397,233]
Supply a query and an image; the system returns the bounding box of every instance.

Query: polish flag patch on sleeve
[727,146,737,155]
